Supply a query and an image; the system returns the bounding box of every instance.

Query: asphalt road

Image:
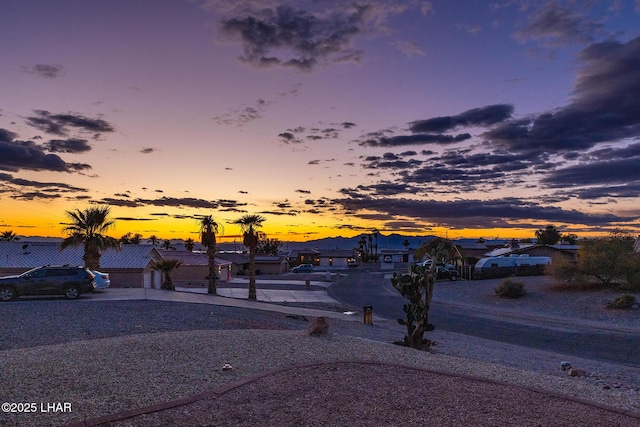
[328,269,640,368]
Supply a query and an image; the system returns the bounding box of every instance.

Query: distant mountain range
[10,233,520,252]
[219,233,437,252]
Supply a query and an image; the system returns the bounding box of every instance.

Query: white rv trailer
[473,254,551,279]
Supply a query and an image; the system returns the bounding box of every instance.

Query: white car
[92,271,111,290]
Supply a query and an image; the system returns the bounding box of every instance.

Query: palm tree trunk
[248,246,257,300]
[207,248,217,294]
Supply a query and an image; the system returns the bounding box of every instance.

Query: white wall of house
[318,257,349,268]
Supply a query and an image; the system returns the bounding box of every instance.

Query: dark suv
[0,266,96,301]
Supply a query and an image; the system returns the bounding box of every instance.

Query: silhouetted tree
[233,214,265,300]
[256,237,281,255]
[199,215,221,295]
[535,225,561,245]
[60,207,120,270]
[151,259,183,291]
[184,238,195,252]
[0,230,20,241]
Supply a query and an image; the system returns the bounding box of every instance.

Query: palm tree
[150,259,183,291]
[0,230,20,241]
[184,238,195,252]
[372,229,380,261]
[233,214,265,300]
[199,215,221,295]
[162,239,175,250]
[403,239,410,250]
[60,206,120,270]
[148,235,160,246]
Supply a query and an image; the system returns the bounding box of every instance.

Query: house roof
[217,253,249,265]
[317,250,353,258]
[0,241,160,270]
[157,249,232,266]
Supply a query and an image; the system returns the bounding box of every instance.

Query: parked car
[383,256,393,263]
[92,270,111,291]
[435,266,458,281]
[0,266,96,301]
[292,264,313,273]
[347,259,357,268]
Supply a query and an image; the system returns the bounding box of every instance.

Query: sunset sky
[1,0,639,243]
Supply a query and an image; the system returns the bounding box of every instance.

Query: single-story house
[157,249,232,282]
[216,253,289,275]
[317,250,355,268]
[379,249,415,264]
[254,255,289,274]
[0,241,163,288]
[288,249,320,266]
[217,253,249,276]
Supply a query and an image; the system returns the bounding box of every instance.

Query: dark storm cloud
[554,183,640,200]
[43,138,92,153]
[515,1,602,47]
[344,182,413,196]
[542,158,640,188]
[403,165,509,190]
[0,130,90,173]
[295,189,311,194]
[100,198,140,208]
[25,110,114,137]
[220,5,364,71]
[135,197,219,209]
[360,133,471,147]
[140,148,154,154]
[485,37,640,155]
[0,172,87,192]
[21,64,64,78]
[122,196,248,210]
[364,158,422,170]
[13,192,61,200]
[335,197,626,227]
[409,104,514,133]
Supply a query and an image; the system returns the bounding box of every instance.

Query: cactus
[391,242,448,349]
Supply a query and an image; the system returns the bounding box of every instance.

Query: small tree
[151,259,183,291]
[256,237,281,255]
[577,234,634,286]
[391,242,448,350]
[549,232,639,288]
[535,225,561,245]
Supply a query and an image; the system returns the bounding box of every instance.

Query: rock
[560,361,572,371]
[567,368,584,377]
[307,316,330,336]
[221,363,233,371]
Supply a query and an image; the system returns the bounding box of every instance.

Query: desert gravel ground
[0,274,638,426]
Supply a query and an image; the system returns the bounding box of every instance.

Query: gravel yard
[0,274,639,426]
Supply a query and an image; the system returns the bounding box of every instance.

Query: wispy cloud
[20,64,64,79]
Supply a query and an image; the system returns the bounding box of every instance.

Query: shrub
[607,293,637,309]
[495,278,526,298]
